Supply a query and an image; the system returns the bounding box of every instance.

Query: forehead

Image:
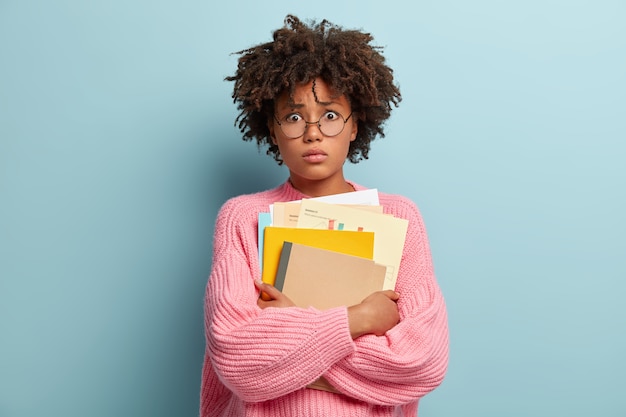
[276,78,349,109]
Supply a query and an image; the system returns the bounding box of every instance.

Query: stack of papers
[258,189,408,309]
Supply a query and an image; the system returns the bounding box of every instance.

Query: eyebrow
[281,100,337,110]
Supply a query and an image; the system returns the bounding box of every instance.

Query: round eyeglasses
[273,111,353,139]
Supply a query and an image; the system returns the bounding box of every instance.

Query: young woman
[200,15,449,417]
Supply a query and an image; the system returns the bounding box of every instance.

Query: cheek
[272,138,292,159]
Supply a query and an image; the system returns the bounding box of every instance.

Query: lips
[302,149,328,163]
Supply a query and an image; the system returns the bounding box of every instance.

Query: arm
[203,200,356,403]
[322,199,449,405]
[257,280,400,339]
[256,278,401,395]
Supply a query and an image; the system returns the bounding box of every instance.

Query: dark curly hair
[226,15,402,164]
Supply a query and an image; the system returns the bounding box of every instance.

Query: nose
[303,121,322,142]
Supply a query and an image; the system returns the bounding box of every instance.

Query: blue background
[1,1,624,416]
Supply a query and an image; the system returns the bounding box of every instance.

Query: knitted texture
[200,181,449,417]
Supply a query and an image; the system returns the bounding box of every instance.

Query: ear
[349,116,358,142]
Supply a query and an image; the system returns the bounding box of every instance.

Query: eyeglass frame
[272,111,354,139]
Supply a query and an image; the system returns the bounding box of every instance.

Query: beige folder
[276,242,387,310]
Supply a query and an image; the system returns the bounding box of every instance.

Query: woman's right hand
[347,290,400,339]
[255,279,296,309]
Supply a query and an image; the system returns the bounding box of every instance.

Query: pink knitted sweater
[200,180,448,417]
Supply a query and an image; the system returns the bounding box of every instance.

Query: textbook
[261,227,375,286]
[275,241,387,310]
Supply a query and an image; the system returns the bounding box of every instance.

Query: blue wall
[1,1,624,416]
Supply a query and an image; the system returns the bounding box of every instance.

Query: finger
[383,290,400,301]
[254,279,272,301]
[255,279,282,300]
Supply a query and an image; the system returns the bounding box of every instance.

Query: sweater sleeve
[203,198,356,403]
[323,198,449,405]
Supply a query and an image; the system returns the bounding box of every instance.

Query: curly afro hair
[226,15,401,164]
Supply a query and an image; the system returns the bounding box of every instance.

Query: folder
[258,212,272,271]
[275,242,387,310]
[261,227,375,286]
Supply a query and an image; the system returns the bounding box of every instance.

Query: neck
[288,176,355,197]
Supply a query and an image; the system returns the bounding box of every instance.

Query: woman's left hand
[255,280,296,309]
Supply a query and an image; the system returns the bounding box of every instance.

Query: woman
[200,15,449,417]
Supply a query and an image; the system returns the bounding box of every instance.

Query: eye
[322,111,341,122]
[283,113,302,124]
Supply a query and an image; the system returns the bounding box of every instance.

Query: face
[269,78,358,196]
